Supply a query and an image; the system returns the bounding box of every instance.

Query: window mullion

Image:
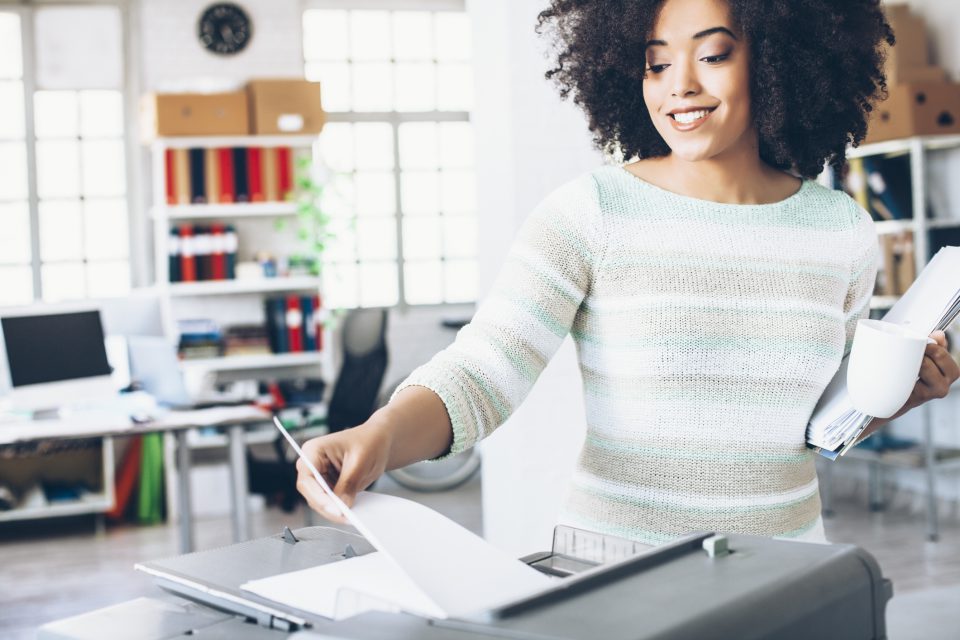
[390,114,406,310]
[19,7,42,301]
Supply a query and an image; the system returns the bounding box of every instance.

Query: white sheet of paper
[273,418,553,619]
[242,552,440,620]
[882,247,960,333]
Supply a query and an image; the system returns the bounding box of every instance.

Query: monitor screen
[2,310,112,388]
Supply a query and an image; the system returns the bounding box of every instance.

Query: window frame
[303,0,476,311]
[0,0,141,306]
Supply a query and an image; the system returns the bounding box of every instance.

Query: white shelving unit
[0,437,115,525]
[150,135,332,377]
[150,136,335,523]
[846,134,960,313]
[167,276,323,297]
[823,133,960,541]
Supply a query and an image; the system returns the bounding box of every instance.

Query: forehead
[650,0,735,40]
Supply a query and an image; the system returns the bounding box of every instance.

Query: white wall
[139,0,303,92]
[468,0,603,556]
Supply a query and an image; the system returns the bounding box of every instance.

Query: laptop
[127,336,250,410]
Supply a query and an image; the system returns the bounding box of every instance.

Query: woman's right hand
[295,421,392,524]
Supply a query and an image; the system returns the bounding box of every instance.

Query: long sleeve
[392,173,606,457]
[841,201,880,359]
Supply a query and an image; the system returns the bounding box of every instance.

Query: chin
[666,142,720,163]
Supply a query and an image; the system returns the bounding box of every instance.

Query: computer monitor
[0,308,115,416]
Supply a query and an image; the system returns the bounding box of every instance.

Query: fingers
[296,474,350,524]
[332,450,364,509]
[916,342,959,401]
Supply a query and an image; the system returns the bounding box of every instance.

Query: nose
[670,58,700,98]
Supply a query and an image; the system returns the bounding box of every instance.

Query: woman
[296,0,959,544]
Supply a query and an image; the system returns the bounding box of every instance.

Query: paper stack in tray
[806,246,960,459]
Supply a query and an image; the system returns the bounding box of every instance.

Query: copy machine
[39,525,892,640]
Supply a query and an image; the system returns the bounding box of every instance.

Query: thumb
[930,330,947,348]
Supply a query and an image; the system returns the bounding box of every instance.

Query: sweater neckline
[613,165,810,209]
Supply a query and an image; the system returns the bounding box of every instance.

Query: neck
[660,137,791,205]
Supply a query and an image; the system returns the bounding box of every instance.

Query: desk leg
[228,424,251,542]
[175,430,195,553]
[923,404,939,542]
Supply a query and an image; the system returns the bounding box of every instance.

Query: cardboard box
[864,82,960,144]
[246,79,325,135]
[893,65,948,85]
[141,92,249,138]
[883,5,932,84]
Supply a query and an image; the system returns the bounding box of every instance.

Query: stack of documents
[806,246,960,459]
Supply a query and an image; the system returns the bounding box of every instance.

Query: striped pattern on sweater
[395,164,879,545]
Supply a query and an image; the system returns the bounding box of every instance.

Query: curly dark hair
[535,0,895,179]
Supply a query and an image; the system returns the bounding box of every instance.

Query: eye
[701,54,729,64]
[646,64,669,74]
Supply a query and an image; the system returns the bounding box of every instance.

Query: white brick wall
[140,0,303,92]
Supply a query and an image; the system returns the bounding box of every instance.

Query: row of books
[877,231,916,296]
[164,146,298,205]
[178,319,223,360]
[168,224,238,282]
[844,155,914,222]
[264,295,324,354]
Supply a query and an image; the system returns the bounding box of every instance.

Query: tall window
[303,2,477,309]
[0,5,131,307]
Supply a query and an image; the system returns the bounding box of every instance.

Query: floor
[0,472,958,640]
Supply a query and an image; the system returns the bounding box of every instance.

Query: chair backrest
[326,307,389,432]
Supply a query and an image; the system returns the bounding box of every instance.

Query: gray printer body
[39,526,892,640]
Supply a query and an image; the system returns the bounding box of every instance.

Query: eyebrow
[645,26,738,49]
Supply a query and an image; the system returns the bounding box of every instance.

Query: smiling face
[642,0,754,163]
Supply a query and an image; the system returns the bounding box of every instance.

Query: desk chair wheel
[378,377,481,492]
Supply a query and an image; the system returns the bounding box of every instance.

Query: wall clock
[198,3,252,56]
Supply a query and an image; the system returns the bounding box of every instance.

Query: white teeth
[672,109,711,124]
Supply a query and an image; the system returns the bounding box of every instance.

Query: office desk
[0,405,271,552]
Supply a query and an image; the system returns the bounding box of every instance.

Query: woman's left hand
[895,331,960,416]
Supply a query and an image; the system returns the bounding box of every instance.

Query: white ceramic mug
[846,319,936,418]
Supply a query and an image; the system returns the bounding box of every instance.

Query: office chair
[246,307,389,512]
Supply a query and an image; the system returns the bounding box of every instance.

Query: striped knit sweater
[395,164,879,546]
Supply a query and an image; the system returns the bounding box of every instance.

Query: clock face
[198,3,252,55]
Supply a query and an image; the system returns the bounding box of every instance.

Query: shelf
[0,493,112,523]
[160,202,298,220]
[167,277,321,296]
[151,134,319,150]
[179,351,323,372]
[846,133,960,159]
[927,219,960,230]
[874,220,914,234]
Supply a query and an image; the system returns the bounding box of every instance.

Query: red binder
[179,224,197,282]
[164,149,176,205]
[106,435,142,521]
[277,147,292,199]
[247,147,263,202]
[211,223,226,280]
[286,295,304,352]
[218,147,235,203]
